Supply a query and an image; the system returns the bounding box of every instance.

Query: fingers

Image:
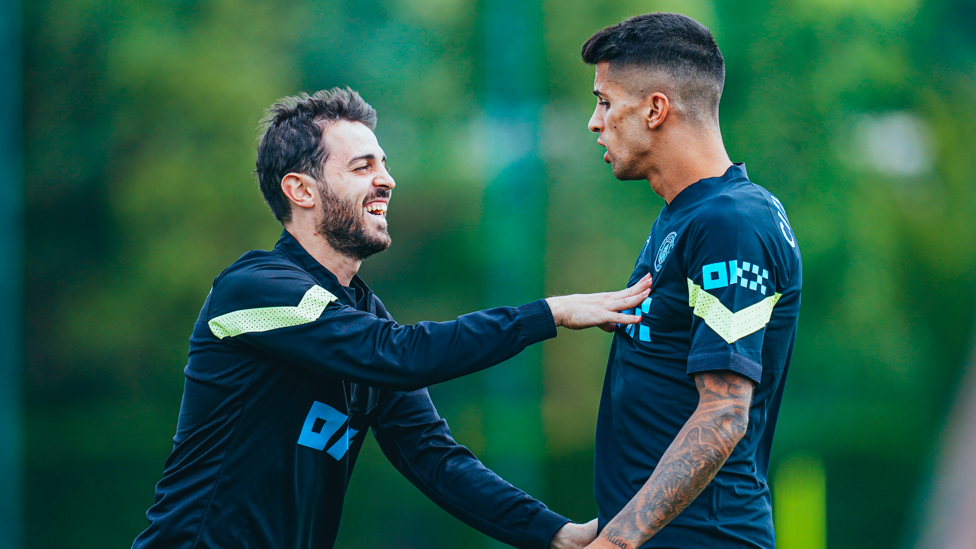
[551,274,652,331]
[613,287,651,311]
[617,273,652,297]
[611,311,642,325]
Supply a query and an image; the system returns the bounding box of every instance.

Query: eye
[354,164,370,172]
[599,99,610,108]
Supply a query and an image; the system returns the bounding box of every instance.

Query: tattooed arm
[587,371,753,549]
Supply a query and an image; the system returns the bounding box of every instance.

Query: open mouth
[365,202,388,217]
[597,139,610,164]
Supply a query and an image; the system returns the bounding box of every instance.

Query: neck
[285,222,361,287]
[647,128,732,204]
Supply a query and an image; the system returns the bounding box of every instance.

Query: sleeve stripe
[208,285,338,340]
[687,278,781,344]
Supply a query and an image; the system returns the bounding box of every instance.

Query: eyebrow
[347,153,387,166]
[592,90,605,98]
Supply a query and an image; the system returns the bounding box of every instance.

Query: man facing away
[132,88,653,549]
[580,13,802,549]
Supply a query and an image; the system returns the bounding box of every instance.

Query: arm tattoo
[599,371,753,549]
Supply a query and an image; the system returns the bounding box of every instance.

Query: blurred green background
[17,0,976,547]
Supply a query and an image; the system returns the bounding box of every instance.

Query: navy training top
[133,230,570,549]
[594,164,802,548]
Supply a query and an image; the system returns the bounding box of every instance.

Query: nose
[588,106,603,134]
[375,167,395,190]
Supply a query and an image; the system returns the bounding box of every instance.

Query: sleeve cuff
[687,351,763,384]
[516,299,558,345]
[525,508,572,549]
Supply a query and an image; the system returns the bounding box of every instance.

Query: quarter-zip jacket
[133,230,569,549]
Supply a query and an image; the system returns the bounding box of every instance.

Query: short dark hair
[256,87,377,224]
[581,13,725,123]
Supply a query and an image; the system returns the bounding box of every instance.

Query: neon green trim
[208,285,338,340]
[687,279,781,344]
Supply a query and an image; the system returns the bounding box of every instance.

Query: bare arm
[588,371,754,549]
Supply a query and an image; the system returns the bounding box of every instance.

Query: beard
[316,182,392,261]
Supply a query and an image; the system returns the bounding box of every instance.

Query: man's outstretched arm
[207,264,651,392]
[372,388,598,549]
[589,371,753,549]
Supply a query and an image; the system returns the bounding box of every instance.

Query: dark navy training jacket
[133,230,569,549]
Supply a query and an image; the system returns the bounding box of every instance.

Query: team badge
[654,232,677,272]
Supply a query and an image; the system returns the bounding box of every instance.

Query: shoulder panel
[208,285,338,339]
[208,252,326,318]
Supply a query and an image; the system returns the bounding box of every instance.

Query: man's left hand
[551,519,598,549]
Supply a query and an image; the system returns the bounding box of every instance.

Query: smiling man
[131,88,652,549]
[580,13,802,549]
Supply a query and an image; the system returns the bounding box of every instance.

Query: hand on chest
[620,259,691,344]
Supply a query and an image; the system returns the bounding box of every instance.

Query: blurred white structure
[913,357,976,549]
[855,111,934,177]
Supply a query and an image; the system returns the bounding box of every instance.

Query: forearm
[595,373,751,548]
[374,390,570,549]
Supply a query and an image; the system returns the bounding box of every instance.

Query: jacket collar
[272,230,373,308]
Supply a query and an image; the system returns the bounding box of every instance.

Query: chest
[289,288,383,459]
[619,226,693,347]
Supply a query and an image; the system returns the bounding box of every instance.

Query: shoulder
[208,250,323,318]
[685,181,800,288]
[688,182,790,246]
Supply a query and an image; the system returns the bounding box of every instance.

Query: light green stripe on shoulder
[208,285,338,340]
[687,278,781,344]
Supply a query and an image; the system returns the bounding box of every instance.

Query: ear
[281,173,318,211]
[646,92,670,130]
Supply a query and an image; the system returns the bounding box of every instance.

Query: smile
[365,202,387,217]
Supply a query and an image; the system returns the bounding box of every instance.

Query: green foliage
[22,0,976,548]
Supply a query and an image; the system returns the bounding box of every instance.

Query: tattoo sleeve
[598,371,753,549]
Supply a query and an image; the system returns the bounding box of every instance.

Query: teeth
[365,203,387,214]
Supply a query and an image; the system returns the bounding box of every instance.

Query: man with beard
[132,88,652,549]
[580,13,802,549]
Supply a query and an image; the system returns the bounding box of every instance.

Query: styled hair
[255,87,377,224]
[581,13,725,124]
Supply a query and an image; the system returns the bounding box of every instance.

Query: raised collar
[663,163,748,216]
[272,230,372,307]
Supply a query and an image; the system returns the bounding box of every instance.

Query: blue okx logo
[703,260,769,295]
[297,401,359,460]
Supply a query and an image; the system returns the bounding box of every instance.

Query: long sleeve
[203,259,556,391]
[371,389,570,549]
